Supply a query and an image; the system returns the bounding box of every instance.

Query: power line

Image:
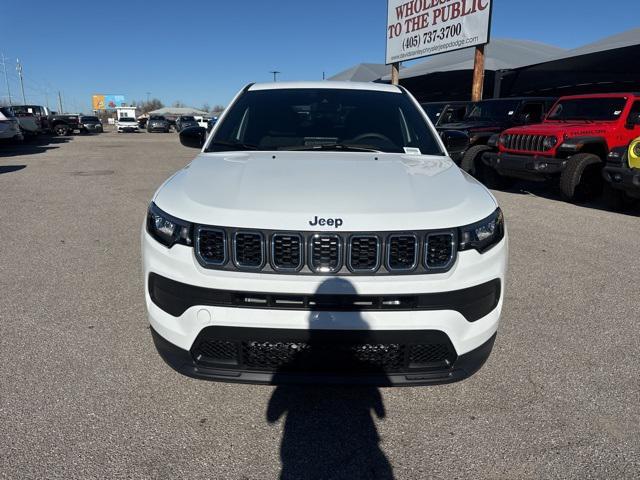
[1,53,12,106]
[16,58,27,104]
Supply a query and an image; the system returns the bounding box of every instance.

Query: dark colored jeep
[437,97,556,166]
[421,101,471,126]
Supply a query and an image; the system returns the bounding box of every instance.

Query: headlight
[543,136,558,150]
[459,208,505,253]
[147,203,193,247]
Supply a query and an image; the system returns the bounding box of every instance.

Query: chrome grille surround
[424,231,456,271]
[347,235,381,273]
[232,231,265,269]
[195,226,227,266]
[271,233,304,272]
[386,234,419,272]
[309,234,343,273]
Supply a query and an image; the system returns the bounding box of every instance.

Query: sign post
[386,0,493,98]
[391,62,400,85]
[471,44,485,101]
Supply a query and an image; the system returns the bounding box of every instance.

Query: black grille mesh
[310,235,341,272]
[349,236,379,271]
[191,339,454,373]
[425,234,454,269]
[272,234,302,270]
[198,229,226,264]
[388,236,417,270]
[234,233,263,267]
[194,340,238,364]
[408,344,452,366]
[241,341,406,372]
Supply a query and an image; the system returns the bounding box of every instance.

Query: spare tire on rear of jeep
[560,153,603,201]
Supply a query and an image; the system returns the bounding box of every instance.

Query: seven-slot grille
[272,234,303,271]
[425,233,454,269]
[348,236,380,272]
[310,234,342,273]
[233,232,264,268]
[195,229,457,275]
[503,134,553,152]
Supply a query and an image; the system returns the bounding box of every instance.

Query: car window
[181,116,195,121]
[548,98,627,121]
[465,100,521,122]
[519,103,544,123]
[208,88,443,155]
[0,107,16,117]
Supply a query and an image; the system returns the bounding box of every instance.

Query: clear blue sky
[1,0,637,113]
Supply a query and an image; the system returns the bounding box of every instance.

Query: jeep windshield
[206,88,444,155]
[547,97,626,121]
[464,100,521,122]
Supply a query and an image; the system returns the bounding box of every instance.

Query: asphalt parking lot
[0,131,638,479]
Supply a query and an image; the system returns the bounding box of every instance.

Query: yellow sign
[92,95,105,110]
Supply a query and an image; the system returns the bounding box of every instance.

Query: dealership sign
[386,0,492,64]
[92,94,126,111]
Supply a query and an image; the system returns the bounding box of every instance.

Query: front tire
[560,153,603,201]
[53,124,68,136]
[461,145,513,189]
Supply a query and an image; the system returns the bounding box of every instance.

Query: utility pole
[269,70,281,82]
[58,91,63,113]
[16,58,26,104]
[1,53,12,106]
[146,92,150,103]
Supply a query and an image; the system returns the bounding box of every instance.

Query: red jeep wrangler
[482,93,640,201]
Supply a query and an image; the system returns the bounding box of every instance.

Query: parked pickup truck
[482,93,640,201]
[602,137,640,208]
[11,104,52,133]
[50,113,81,136]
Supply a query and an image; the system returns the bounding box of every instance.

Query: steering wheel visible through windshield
[206,88,443,155]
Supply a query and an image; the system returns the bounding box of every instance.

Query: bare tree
[201,102,211,113]
[212,104,225,115]
[172,100,185,108]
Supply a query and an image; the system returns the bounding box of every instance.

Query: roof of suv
[248,81,402,94]
[557,93,639,100]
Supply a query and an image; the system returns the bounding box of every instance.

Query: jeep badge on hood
[309,216,343,228]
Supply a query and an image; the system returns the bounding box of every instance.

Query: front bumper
[143,228,507,385]
[603,165,640,197]
[151,325,497,386]
[118,127,138,132]
[483,151,565,180]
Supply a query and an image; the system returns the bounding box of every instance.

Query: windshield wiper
[282,143,382,153]
[207,139,259,151]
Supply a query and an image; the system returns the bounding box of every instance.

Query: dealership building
[330,28,640,102]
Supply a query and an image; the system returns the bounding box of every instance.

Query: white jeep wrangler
[142,81,508,386]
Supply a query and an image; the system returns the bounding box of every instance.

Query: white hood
[154,151,497,231]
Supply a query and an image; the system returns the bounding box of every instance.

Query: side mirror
[179,126,206,149]
[440,130,470,154]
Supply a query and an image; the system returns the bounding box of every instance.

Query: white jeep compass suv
[142,81,508,386]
